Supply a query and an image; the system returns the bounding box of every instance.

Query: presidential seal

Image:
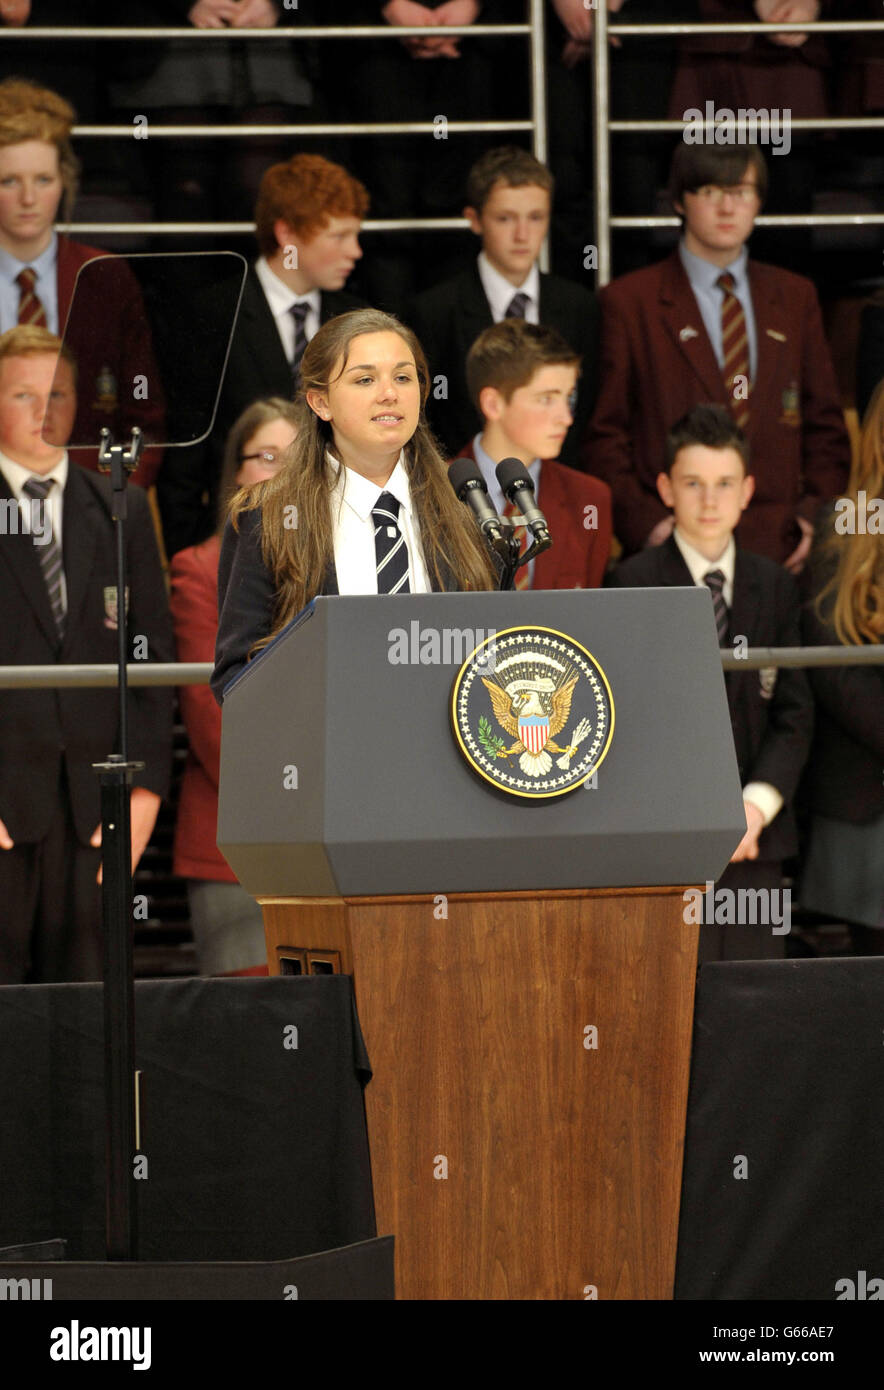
[451,625,614,799]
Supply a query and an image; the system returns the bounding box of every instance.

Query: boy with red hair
[158,153,369,556]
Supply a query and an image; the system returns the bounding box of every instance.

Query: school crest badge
[103,584,129,630]
[93,364,119,414]
[451,626,614,799]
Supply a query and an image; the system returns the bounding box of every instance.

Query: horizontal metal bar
[0,648,881,690]
[610,118,884,132]
[73,121,531,138]
[0,663,212,689]
[58,216,472,236]
[608,21,884,36]
[0,24,529,39]
[613,214,884,229]
[5,21,884,39]
[720,646,884,671]
[55,210,884,238]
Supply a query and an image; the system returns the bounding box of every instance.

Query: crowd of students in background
[0,10,880,983]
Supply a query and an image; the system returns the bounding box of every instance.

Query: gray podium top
[217,589,745,897]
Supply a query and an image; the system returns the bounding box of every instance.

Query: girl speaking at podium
[211,308,496,701]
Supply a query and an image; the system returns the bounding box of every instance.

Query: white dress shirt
[672,524,782,826]
[254,257,320,365]
[328,450,431,595]
[477,252,540,325]
[0,448,69,610]
[0,233,60,335]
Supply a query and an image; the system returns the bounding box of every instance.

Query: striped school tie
[372,491,410,594]
[22,476,65,639]
[704,568,729,645]
[717,272,750,430]
[505,291,530,320]
[502,497,531,589]
[290,302,309,387]
[16,267,48,328]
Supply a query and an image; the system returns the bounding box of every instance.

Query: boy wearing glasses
[584,143,849,571]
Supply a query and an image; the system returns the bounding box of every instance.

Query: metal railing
[6,9,550,262]
[594,12,884,284]
[6,10,884,276]
[0,645,881,690]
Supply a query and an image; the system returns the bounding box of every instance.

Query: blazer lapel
[659,251,726,402]
[657,533,696,587]
[532,461,571,589]
[56,238,78,332]
[728,548,761,646]
[240,270,290,380]
[59,466,100,650]
[321,561,339,597]
[747,262,789,427]
[0,472,61,648]
[462,263,495,342]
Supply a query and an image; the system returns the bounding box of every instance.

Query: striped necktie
[16,267,48,328]
[505,291,530,320]
[22,476,65,639]
[717,272,750,429]
[290,302,309,387]
[704,568,729,645]
[502,497,531,589]
[373,491,410,594]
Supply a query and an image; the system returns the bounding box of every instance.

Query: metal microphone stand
[93,425,144,1261]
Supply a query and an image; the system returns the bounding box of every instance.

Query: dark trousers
[0,773,102,984]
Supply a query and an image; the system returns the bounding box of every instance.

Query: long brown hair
[229,309,496,643]
[815,378,884,645]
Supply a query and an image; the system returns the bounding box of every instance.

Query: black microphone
[448,458,508,552]
[495,458,551,543]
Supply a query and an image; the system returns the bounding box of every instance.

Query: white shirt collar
[477,251,540,323]
[328,449,411,523]
[0,446,69,498]
[254,256,320,317]
[673,525,736,588]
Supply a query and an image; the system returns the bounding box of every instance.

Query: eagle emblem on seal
[481,667,592,777]
[451,626,614,799]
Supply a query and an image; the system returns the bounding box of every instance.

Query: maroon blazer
[57,237,165,489]
[668,0,831,120]
[454,440,612,589]
[583,249,850,561]
[169,535,236,882]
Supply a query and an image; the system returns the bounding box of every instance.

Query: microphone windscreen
[448,457,486,498]
[495,457,532,494]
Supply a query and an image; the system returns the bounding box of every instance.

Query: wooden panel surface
[262,888,697,1300]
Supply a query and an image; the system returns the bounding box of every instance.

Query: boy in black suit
[608,404,813,961]
[408,146,599,469]
[158,153,369,557]
[0,326,173,983]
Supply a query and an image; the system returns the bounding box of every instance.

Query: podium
[218,590,744,1299]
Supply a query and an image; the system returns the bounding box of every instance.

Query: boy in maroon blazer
[453,319,611,590]
[0,79,164,487]
[584,142,849,571]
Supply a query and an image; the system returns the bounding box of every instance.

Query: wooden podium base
[262,888,697,1301]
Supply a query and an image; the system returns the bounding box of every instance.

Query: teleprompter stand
[92,426,144,1263]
